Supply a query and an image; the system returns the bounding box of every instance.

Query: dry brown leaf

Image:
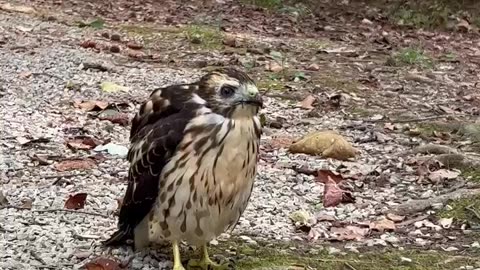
[98,110,130,126]
[67,137,101,150]
[387,213,405,222]
[267,135,294,150]
[0,191,9,207]
[428,169,460,183]
[265,61,283,72]
[20,199,33,209]
[73,100,109,111]
[316,170,355,207]
[289,130,357,161]
[330,225,369,241]
[64,193,88,210]
[54,159,96,172]
[84,257,122,270]
[370,218,396,232]
[298,95,316,109]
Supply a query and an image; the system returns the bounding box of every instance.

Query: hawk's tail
[102,229,133,247]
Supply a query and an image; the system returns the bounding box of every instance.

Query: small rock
[361,18,373,25]
[327,247,341,254]
[101,32,110,39]
[420,190,434,198]
[109,45,120,53]
[323,25,335,31]
[306,63,320,71]
[126,42,143,50]
[223,35,239,47]
[400,257,412,263]
[110,33,121,41]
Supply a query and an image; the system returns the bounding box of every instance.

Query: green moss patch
[438,195,480,226]
[386,48,433,68]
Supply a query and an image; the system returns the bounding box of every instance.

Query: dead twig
[344,262,358,270]
[396,214,430,227]
[465,204,480,221]
[366,114,468,124]
[386,189,480,216]
[42,173,86,179]
[33,208,110,218]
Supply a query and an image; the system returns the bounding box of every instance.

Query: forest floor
[1,0,480,269]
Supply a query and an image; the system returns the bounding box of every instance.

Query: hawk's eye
[220,85,236,98]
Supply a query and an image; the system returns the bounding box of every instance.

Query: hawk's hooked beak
[240,86,263,108]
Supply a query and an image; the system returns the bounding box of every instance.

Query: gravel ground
[1,6,479,270]
[0,11,330,270]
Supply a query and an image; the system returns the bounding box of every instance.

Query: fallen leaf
[97,109,130,126]
[0,3,35,13]
[438,217,453,229]
[114,198,123,216]
[289,130,357,161]
[370,218,396,232]
[67,137,101,150]
[64,193,88,210]
[387,213,405,222]
[20,199,33,209]
[306,63,320,71]
[80,40,97,49]
[84,257,122,270]
[73,100,109,111]
[428,169,460,183]
[266,135,294,150]
[126,42,143,50]
[19,71,32,78]
[265,61,283,72]
[456,19,472,32]
[316,170,355,207]
[100,82,129,93]
[93,143,128,157]
[15,136,50,146]
[289,210,312,225]
[0,191,9,207]
[54,159,96,172]
[298,95,316,109]
[330,225,369,241]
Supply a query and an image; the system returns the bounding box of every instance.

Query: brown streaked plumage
[104,67,263,270]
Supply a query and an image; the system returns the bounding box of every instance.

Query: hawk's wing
[104,84,200,247]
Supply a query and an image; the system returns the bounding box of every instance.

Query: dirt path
[1,1,480,269]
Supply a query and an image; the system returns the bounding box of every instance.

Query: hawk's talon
[187,245,229,270]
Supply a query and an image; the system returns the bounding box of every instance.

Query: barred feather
[104,68,262,249]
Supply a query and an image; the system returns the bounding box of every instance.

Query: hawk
[104,67,263,270]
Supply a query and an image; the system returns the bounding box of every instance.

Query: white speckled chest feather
[143,110,261,246]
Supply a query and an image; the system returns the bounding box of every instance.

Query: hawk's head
[196,68,262,118]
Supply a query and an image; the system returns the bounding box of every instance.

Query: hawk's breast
[147,112,261,245]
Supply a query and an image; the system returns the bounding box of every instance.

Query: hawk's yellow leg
[187,245,228,270]
[173,240,186,270]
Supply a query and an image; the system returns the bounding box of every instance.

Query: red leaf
[84,257,122,270]
[316,170,355,207]
[66,137,101,150]
[64,193,88,210]
[98,113,130,126]
[54,159,96,172]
